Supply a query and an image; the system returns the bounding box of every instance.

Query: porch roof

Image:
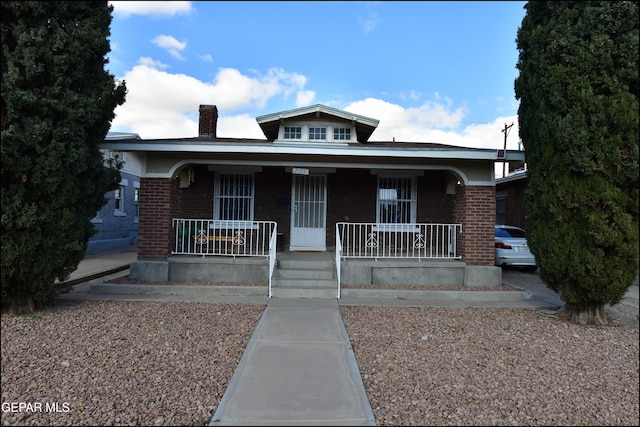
[99,137,526,163]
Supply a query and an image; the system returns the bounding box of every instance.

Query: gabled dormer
[255,104,379,144]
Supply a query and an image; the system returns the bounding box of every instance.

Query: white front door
[290,174,327,251]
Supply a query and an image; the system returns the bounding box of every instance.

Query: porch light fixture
[178,167,195,188]
[187,167,195,186]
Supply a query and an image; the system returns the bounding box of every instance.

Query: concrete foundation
[130,255,502,288]
[130,260,169,282]
[131,255,270,283]
[464,265,503,287]
[339,259,501,288]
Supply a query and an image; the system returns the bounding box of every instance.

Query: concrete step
[274,268,335,280]
[271,255,338,298]
[270,287,338,299]
[277,259,334,270]
[271,257,337,299]
[271,278,337,289]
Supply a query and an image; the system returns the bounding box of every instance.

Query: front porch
[130,219,502,299]
[129,251,502,299]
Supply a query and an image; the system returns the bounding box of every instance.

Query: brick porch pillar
[454,185,496,266]
[138,177,178,260]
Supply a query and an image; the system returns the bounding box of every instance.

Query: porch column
[138,177,178,260]
[454,185,496,266]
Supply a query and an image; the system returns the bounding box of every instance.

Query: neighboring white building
[87,132,143,253]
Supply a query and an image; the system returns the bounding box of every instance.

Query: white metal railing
[336,222,462,261]
[172,219,277,259]
[268,226,277,298]
[335,231,342,299]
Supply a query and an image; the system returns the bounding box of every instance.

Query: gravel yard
[2,281,638,426]
[1,300,265,426]
[341,305,639,426]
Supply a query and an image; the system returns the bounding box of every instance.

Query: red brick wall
[454,185,495,266]
[254,167,291,246]
[327,170,378,245]
[416,172,455,223]
[178,166,214,219]
[138,178,176,259]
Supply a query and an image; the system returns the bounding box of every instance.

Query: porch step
[271,257,338,299]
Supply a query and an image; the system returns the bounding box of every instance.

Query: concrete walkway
[209,299,375,426]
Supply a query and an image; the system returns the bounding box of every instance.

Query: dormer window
[334,127,351,141]
[309,127,326,140]
[278,123,353,143]
[284,126,302,140]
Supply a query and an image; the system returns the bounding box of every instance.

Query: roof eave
[99,140,517,161]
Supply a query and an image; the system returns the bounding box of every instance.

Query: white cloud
[138,57,168,69]
[151,35,187,60]
[111,63,312,138]
[399,90,422,102]
[345,98,520,178]
[358,4,382,33]
[296,90,316,107]
[345,97,466,134]
[217,114,265,140]
[200,54,214,63]
[109,1,193,19]
[344,98,520,150]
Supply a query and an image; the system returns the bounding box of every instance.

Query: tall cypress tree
[515,1,639,325]
[1,1,127,313]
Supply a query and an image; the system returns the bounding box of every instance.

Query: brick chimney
[198,104,218,138]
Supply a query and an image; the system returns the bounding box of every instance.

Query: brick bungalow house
[100,104,525,298]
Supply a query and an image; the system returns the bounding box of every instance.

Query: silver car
[494,225,537,271]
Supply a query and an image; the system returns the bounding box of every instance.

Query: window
[309,127,326,140]
[377,177,416,224]
[284,126,302,139]
[333,127,351,141]
[134,188,140,222]
[214,174,254,221]
[114,186,124,213]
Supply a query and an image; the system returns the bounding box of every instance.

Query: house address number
[292,167,309,175]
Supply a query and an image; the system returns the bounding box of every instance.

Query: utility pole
[501,123,514,178]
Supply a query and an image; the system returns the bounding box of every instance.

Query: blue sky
[107,1,527,175]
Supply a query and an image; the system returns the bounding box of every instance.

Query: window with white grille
[377,176,416,223]
[309,127,326,140]
[214,174,254,221]
[284,126,302,139]
[333,127,351,141]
